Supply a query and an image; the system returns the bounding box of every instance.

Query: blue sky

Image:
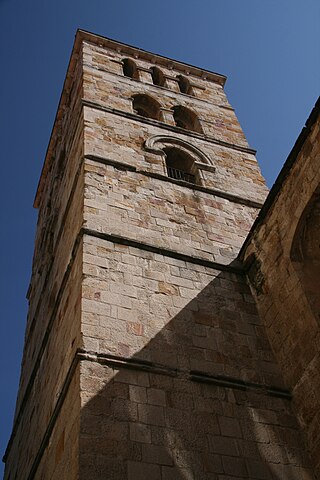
[0,0,319,475]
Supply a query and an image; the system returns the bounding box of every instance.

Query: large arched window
[122,58,139,80]
[132,94,162,121]
[291,189,320,323]
[164,147,196,183]
[177,75,193,95]
[145,135,215,186]
[173,106,203,134]
[150,67,166,87]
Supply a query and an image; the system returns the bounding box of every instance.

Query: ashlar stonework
[3,29,319,480]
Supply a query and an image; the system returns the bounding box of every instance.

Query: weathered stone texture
[82,41,248,148]
[35,365,80,480]
[18,164,83,402]
[83,160,259,265]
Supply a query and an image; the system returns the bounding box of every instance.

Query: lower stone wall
[79,233,314,479]
[79,360,314,480]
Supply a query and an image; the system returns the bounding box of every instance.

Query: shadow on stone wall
[78,269,315,480]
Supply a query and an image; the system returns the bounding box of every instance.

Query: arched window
[177,75,193,95]
[164,147,196,184]
[132,94,162,121]
[150,67,166,87]
[291,190,320,323]
[173,106,203,133]
[145,135,215,185]
[122,58,139,80]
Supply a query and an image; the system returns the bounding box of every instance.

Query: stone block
[147,388,166,406]
[128,461,161,480]
[218,416,242,438]
[142,444,173,465]
[138,404,165,427]
[130,423,151,444]
[221,456,248,477]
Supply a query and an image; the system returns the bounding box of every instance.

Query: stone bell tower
[3,29,316,480]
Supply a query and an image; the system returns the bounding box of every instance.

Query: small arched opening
[173,106,203,134]
[177,75,193,95]
[132,94,162,121]
[150,67,166,87]
[122,58,139,80]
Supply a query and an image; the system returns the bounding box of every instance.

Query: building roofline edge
[239,96,320,261]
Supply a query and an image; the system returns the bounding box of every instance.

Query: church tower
[3,30,316,479]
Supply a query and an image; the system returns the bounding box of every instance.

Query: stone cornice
[77,29,227,86]
[82,228,245,274]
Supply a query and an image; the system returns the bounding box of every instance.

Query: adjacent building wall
[241,98,320,476]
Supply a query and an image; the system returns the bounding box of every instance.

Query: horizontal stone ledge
[82,99,257,155]
[190,371,292,399]
[82,227,244,274]
[84,154,263,209]
[77,350,178,377]
[78,350,291,400]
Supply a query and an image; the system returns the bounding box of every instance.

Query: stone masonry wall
[83,108,267,204]
[83,159,259,266]
[35,365,81,480]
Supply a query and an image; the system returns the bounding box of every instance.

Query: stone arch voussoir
[144,135,215,172]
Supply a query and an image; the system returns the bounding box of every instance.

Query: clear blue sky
[0,0,319,475]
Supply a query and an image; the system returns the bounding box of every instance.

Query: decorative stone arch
[176,74,193,95]
[290,186,320,324]
[150,66,166,87]
[144,135,215,183]
[172,105,203,134]
[122,58,139,80]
